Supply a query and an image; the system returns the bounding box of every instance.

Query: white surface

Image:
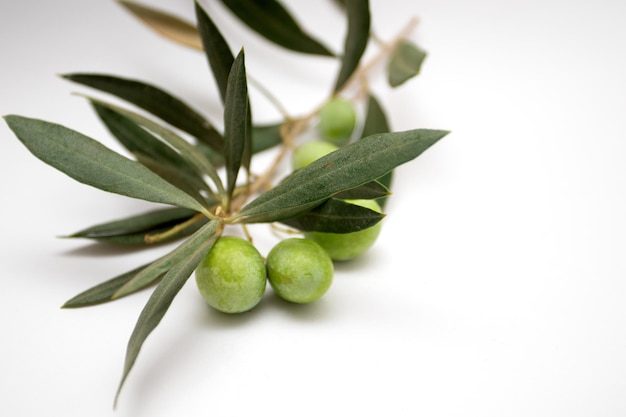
[2,1,626,416]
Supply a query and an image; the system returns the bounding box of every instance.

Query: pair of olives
[195,236,333,314]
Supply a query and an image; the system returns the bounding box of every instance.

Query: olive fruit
[318,97,357,146]
[291,140,339,170]
[305,199,383,261]
[195,236,266,314]
[266,238,334,304]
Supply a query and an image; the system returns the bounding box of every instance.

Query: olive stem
[143,212,207,244]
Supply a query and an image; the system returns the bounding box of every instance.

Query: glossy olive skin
[318,97,357,146]
[266,238,334,304]
[292,140,339,170]
[305,199,383,261]
[195,236,266,314]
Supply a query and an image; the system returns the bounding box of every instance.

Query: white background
[2,1,626,416]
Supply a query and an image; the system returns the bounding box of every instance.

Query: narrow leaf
[61,73,223,150]
[114,220,221,407]
[239,129,449,223]
[220,0,334,56]
[280,198,384,233]
[332,180,389,200]
[361,94,393,208]
[252,122,283,153]
[117,0,203,50]
[388,41,427,87]
[85,97,226,200]
[223,49,249,203]
[4,115,207,213]
[67,207,203,245]
[92,102,211,200]
[62,263,157,308]
[113,219,221,299]
[195,1,234,103]
[333,0,370,92]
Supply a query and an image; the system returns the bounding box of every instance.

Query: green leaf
[61,73,223,150]
[112,219,221,299]
[117,0,203,50]
[62,263,158,308]
[195,1,234,103]
[238,129,449,223]
[332,180,389,200]
[252,122,283,153]
[333,0,370,92]
[4,115,208,214]
[280,198,384,233]
[92,102,212,202]
[361,94,393,208]
[223,49,250,205]
[388,41,427,87]
[67,207,203,245]
[114,219,221,407]
[84,97,226,201]
[220,0,334,56]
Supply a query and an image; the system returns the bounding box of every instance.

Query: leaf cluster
[4,0,446,406]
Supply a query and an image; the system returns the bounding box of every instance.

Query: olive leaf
[333,0,370,92]
[61,73,223,151]
[279,198,384,233]
[4,115,209,215]
[83,96,226,201]
[220,0,334,56]
[67,207,204,245]
[114,219,222,408]
[360,94,393,208]
[238,129,449,223]
[62,263,158,308]
[388,41,427,87]
[223,48,250,205]
[92,102,212,203]
[332,180,389,200]
[195,1,234,103]
[112,217,220,299]
[117,0,203,50]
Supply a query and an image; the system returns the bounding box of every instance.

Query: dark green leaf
[113,219,221,299]
[67,207,205,245]
[62,263,158,308]
[332,180,389,200]
[333,0,370,92]
[223,49,250,204]
[220,0,334,56]
[117,0,203,50]
[4,115,209,214]
[238,129,449,223]
[61,73,223,150]
[388,41,427,87]
[84,97,226,200]
[195,1,234,103]
[280,198,384,233]
[114,219,221,407]
[361,94,393,208]
[92,102,211,201]
[252,122,283,153]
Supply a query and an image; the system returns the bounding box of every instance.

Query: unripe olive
[195,236,266,314]
[292,140,339,170]
[318,97,357,147]
[266,238,334,304]
[305,199,383,261]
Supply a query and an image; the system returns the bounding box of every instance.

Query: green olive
[195,236,266,314]
[266,238,334,304]
[318,97,357,146]
[291,140,339,170]
[305,199,383,261]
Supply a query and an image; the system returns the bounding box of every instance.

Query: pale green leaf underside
[388,41,427,87]
[4,115,207,213]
